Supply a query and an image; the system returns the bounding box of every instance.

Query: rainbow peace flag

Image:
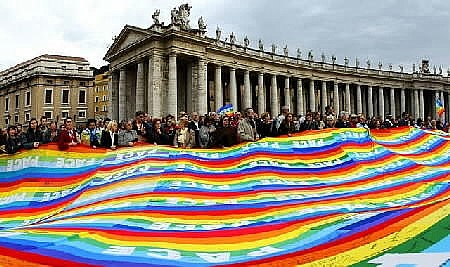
[436,97,445,117]
[0,127,449,266]
[217,104,234,116]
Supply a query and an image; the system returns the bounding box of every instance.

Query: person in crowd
[215,116,237,147]
[2,125,22,154]
[23,118,42,149]
[356,114,369,129]
[149,118,169,145]
[174,119,195,148]
[188,112,201,147]
[132,111,149,141]
[314,112,325,129]
[275,106,290,131]
[198,116,216,148]
[231,112,241,128]
[43,121,59,143]
[257,112,277,138]
[39,116,49,133]
[238,108,259,142]
[101,120,119,149]
[118,120,138,147]
[300,112,317,131]
[324,115,336,128]
[335,112,350,128]
[81,119,101,148]
[278,112,297,137]
[58,117,80,150]
[164,115,177,145]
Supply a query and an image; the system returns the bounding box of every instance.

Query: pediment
[105,26,150,60]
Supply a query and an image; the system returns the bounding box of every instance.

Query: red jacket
[58,129,78,150]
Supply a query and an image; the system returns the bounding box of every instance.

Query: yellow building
[0,54,94,128]
[94,72,110,120]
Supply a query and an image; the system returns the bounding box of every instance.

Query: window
[103,105,107,112]
[95,96,99,103]
[79,90,86,104]
[78,110,86,119]
[44,111,52,120]
[62,89,70,104]
[14,115,19,123]
[5,119,9,126]
[15,94,19,109]
[80,81,86,86]
[25,113,30,122]
[64,80,69,85]
[103,85,106,91]
[5,97,9,111]
[45,89,52,104]
[25,91,31,106]
[62,111,69,119]
[95,106,99,112]
[47,79,53,85]
[103,95,107,101]
[96,87,99,93]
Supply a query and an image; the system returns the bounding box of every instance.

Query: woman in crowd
[198,117,216,148]
[174,119,195,148]
[101,120,119,149]
[23,118,43,149]
[3,125,22,154]
[150,119,169,145]
[43,121,60,143]
[215,116,237,148]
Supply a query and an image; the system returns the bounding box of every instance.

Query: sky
[1,0,450,74]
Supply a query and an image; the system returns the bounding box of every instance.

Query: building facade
[0,55,94,128]
[94,72,110,120]
[104,5,450,122]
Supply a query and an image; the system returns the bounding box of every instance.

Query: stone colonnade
[110,54,449,122]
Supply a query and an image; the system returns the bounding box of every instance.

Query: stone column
[243,69,251,109]
[258,72,265,114]
[435,91,440,119]
[214,65,223,111]
[333,81,339,115]
[230,68,237,110]
[390,87,395,117]
[118,68,127,121]
[379,87,385,119]
[148,54,163,118]
[136,62,145,112]
[284,77,291,111]
[297,78,304,115]
[400,88,405,115]
[271,74,279,117]
[413,89,419,119]
[345,83,351,113]
[321,80,327,113]
[110,71,119,120]
[419,89,424,119]
[440,90,445,122]
[198,59,208,116]
[309,79,315,112]
[367,85,373,118]
[356,84,362,114]
[186,63,193,113]
[168,53,177,118]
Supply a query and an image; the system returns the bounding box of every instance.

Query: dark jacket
[100,130,118,148]
[4,136,22,154]
[215,126,237,147]
[279,121,297,135]
[149,129,169,145]
[257,120,277,138]
[23,129,43,149]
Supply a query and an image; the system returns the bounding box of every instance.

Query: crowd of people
[0,105,448,154]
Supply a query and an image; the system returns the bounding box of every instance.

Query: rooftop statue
[389,63,393,71]
[355,57,360,68]
[198,16,206,31]
[283,45,289,57]
[230,32,236,45]
[152,9,160,25]
[366,59,371,69]
[331,55,336,64]
[439,66,442,75]
[272,44,277,54]
[297,48,302,59]
[378,61,382,70]
[244,36,250,49]
[412,63,416,73]
[344,57,349,66]
[171,3,192,30]
[321,53,326,62]
[399,65,404,73]
[308,50,313,61]
[216,26,221,41]
[259,39,264,51]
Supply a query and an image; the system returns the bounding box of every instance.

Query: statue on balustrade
[230,32,236,45]
[389,64,393,71]
[433,65,437,75]
[198,16,207,31]
[439,66,442,75]
[171,4,192,30]
[216,26,221,41]
[271,44,277,54]
[259,39,264,51]
[308,50,314,61]
[283,45,289,57]
[297,48,302,59]
[344,57,349,66]
[152,9,160,25]
[244,36,250,49]
[378,61,382,70]
[399,65,404,73]
[412,63,416,73]
[331,55,336,64]
[366,59,371,69]
[355,58,360,68]
[321,53,326,63]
